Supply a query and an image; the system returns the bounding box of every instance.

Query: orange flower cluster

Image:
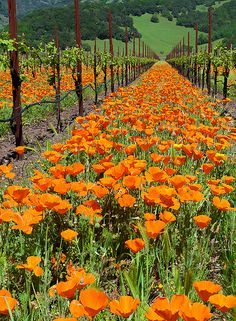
[0,66,97,109]
[0,63,235,319]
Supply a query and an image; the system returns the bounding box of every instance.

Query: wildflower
[0,289,18,315]
[16,256,43,277]
[125,238,145,253]
[193,280,222,301]
[61,229,78,241]
[109,296,140,318]
[208,294,236,312]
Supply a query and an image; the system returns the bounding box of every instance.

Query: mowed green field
[132,14,207,59]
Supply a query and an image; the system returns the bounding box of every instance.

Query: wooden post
[208,7,212,54]
[138,35,141,74]
[103,41,107,96]
[125,26,128,86]
[108,11,114,92]
[93,38,98,104]
[195,23,198,54]
[74,0,83,116]
[55,30,61,131]
[132,33,136,80]
[188,32,190,56]
[8,0,24,152]
[194,23,198,84]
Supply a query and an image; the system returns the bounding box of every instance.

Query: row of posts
[166,8,216,95]
[7,0,156,151]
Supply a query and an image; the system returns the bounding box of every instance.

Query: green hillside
[132,14,204,59]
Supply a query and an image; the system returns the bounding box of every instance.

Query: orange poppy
[52,318,77,321]
[0,289,18,315]
[151,294,189,321]
[66,163,85,176]
[193,280,222,301]
[123,175,145,189]
[118,194,136,207]
[208,293,236,312]
[11,208,43,234]
[79,288,109,317]
[193,215,211,229]
[159,211,176,223]
[0,164,15,179]
[202,163,214,175]
[212,196,235,211]
[109,296,140,318]
[69,300,89,318]
[125,238,145,253]
[180,302,212,321]
[53,200,73,215]
[60,229,78,241]
[145,307,164,320]
[125,144,136,155]
[144,213,156,221]
[15,146,25,155]
[4,185,30,204]
[145,220,166,239]
[55,280,77,298]
[16,256,43,277]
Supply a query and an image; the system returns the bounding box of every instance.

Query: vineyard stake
[74,0,83,116]
[125,26,128,86]
[103,41,107,96]
[138,35,141,75]
[108,11,114,92]
[93,38,98,105]
[55,30,62,131]
[194,24,198,84]
[207,7,213,94]
[133,33,136,80]
[8,0,24,154]
[208,7,212,54]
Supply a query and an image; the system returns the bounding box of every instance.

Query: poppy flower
[16,256,43,277]
[15,146,25,155]
[125,238,145,253]
[193,215,212,229]
[109,296,140,318]
[61,229,78,241]
[53,318,77,321]
[0,289,18,315]
[212,197,235,211]
[55,280,77,298]
[151,294,189,321]
[4,186,30,204]
[193,280,222,301]
[79,288,109,317]
[202,163,214,175]
[118,194,136,207]
[145,307,164,320]
[180,302,212,321]
[159,211,176,223]
[145,220,166,239]
[144,213,156,221]
[70,300,89,318]
[208,293,236,312]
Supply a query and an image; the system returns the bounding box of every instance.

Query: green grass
[83,38,133,56]
[132,14,207,59]
[196,0,231,11]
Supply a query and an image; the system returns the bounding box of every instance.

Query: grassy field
[132,14,207,59]
[196,0,231,12]
[82,38,131,56]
